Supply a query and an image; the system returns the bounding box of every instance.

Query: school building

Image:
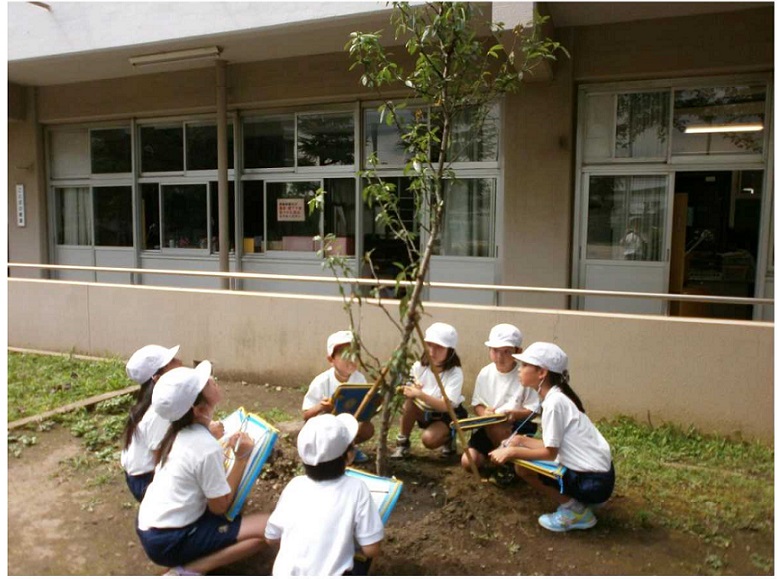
[8,1,774,319]
[7,2,775,440]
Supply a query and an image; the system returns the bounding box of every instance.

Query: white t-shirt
[302,367,367,411]
[120,409,170,476]
[471,362,540,414]
[541,386,612,473]
[265,474,385,576]
[137,424,231,530]
[411,361,465,407]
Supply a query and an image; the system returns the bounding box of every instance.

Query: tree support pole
[414,322,482,481]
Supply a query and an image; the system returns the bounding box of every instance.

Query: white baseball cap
[125,344,180,385]
[151,360,212,421]
[424,322,458,349]
[513,342,568,374]
[327,330,354,357]
[297,413,359,465]
[484,324,523,349]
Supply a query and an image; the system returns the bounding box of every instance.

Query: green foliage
[600,416,774,540]
[8,352,129,422]
[321,2,568,474]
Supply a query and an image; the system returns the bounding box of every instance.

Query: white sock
[562,499,585,513]
[396,434,408,444]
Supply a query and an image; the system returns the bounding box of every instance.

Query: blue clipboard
[220,407,279,520]
[345,467,403,524]
[513,459,568,494]
[331,383,381,422]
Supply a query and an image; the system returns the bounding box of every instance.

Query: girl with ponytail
[121,344,182,501]
[489,342,615,533]
[137,361,268,575]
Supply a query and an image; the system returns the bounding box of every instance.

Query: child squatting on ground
[302,330,374,463]
[391,322,468,459]
[264,413,384,576]
[120,344,183,502]
[489,342,616,532]
[460,324,540,477]
[136,362,269,575]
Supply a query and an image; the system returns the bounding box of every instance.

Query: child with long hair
[120,344,182,501]
[391,322,468,459]
[136,362,268,575]
[265,413,384,575]
[489,342,615,532]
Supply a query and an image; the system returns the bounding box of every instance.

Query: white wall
[9,278,774,442]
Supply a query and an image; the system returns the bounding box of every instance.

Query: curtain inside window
[58,187,92,245]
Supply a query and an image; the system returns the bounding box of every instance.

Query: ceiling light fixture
[683,123,764,134]
[129,46,222,67]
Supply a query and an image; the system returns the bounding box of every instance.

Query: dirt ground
[7,380,774,576]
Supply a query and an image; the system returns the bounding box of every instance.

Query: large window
[266,181,321,252]
[186,123,234,171]
[93,186,132,246]
[583,91,670,162]
[91,128,132,174]
[55,185,133,247]
[672,85,766,157]
[141,125,184,173]
[436,178,496,257]
[586,175,667,261]
[244,117,295,169]
[162,184,207,249]
[56,187,92,245]
[297,112,355,167]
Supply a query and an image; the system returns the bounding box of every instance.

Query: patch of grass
[261,407,294,424]
[8,352,129,422]
[599,416,774,541]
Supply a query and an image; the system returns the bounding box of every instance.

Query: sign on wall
[15,184,25,227]
[277,198,306,222]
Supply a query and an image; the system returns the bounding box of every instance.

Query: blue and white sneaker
[353,448,369,464]
[538,506,597,532]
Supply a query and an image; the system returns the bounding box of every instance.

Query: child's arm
[361,541,382,559]
[489,438,557,465]
[302,398,334,421]
[402,384,449,413]
[207,432,255,515]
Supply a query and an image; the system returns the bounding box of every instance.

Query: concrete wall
[569,7,773,81]
[9,278,774,442]
[8,86,48,278]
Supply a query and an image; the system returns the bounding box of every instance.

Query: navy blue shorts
[125,471,154,502]
[417,404,468,429]
[540,462,615,504]
[468,420,538,456]
[137,510,242,567]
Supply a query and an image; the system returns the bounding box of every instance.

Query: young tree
[313,2,566,474]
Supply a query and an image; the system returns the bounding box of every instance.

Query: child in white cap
[461,324,540,478]
[391,322,468,459]
[265,413,384,576]
[489,342,615,532]
[302,330,373,463]
[136,362,269,575]
[120,344,182,501]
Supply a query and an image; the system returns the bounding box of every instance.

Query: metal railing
[8,262,774,308]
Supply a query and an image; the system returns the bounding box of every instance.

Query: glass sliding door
[580,173,671,313]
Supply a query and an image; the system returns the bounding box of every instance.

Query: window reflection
[266,181,320,251]
[162,184,207,248]
[672,85,766,156]
[587,175,666,261]
[436,178,496,257]
[244,117,295,169]
[94,186,133,246]
[297,113,354,166]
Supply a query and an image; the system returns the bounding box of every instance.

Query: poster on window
[277,198,306,222]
